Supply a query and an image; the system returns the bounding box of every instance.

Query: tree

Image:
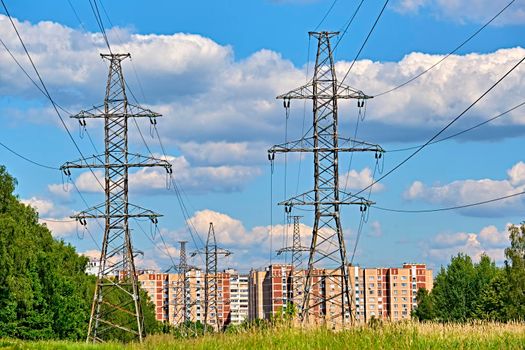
[432,253,476,321]
[412,288,434,321]
[0,165,159,340]
[503,223,525,320]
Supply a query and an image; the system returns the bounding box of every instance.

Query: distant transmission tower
[192,222,232,331]
[173,240,190,326]
[61,53,172,342]
[277,215,308,311]
[268,32,383,328]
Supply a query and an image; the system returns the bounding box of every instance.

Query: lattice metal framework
[192,223,231,331]
[61,53,171,343]
[268,32,383,328]
[277,216,309,310]
[172,240,190,326]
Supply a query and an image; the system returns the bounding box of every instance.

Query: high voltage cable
[387,100,525,153]
[373,0,516,98]
[1,0,106,195]
[339,0,390,87]
[373,189,525,213]
[314,0,338,31]
[354,54,525,197]
[88,0,111,53]
[0,140,59,170]
[333,0,366,52]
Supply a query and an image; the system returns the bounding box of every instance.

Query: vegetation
[0,166,159,341]
[413,223,525,322]
[1,322,524,349]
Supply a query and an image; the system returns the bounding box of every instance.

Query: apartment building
[248,263,433,324]
[227,269,249,325]
[139,268,248,328]
[138,272,170,322]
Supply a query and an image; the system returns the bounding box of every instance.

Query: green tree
[432,253,476,321]
[503,223,525,320]
[412,288,434,321]
[0,165,159,341]
[474,271,509,321]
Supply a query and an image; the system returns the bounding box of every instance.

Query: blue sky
[0,0,524,272]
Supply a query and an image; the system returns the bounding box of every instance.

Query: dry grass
[1,321,524,349]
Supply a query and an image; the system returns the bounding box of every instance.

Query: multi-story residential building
[138,272,170,322]
[248,269,266,321]
[248,263,433,324]
[139,268,248,328]
[226,269,249,325]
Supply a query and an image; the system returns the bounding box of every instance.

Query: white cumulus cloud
[404,161,525,216]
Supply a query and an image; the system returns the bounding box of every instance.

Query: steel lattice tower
[173,240,189,326]
[268,32,383,328]
[192,222,231,331]
[61,53,172,342]
[277,216,308,311]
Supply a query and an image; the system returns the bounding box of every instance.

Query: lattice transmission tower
[268,32,383,328]
[172,240,192,327]
[277,216,309,312]
[192,222,232,331]
[61,53,172,342]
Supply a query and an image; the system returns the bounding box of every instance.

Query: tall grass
[2,322,524,349]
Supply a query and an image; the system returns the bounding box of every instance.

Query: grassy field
[1,322,524,349]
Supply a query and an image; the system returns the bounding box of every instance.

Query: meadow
[1,322,524,350]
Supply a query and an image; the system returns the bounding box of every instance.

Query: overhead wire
[373,0,516,98]
[353,54,525,197]
[387,100,525,153]
[339,0,390,87]
[314,0,338,31]
[373,189,525,214]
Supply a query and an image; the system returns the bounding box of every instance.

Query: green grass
[1,322,524,349]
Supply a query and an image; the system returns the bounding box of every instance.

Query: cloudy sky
[1,0,524,272]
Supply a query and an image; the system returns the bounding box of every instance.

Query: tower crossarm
[71,103,161,120]
[277,189,374,208]
[277,246,309,255]
[70,202,163,221]
[190,248,232,257]
[60,153,172,172]
[268,137,384,155]
[277,82,372,101]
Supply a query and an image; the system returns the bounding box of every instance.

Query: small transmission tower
[173,240,190,326]
[268,32,383,328]
[277,215,308,311]
[61,53,172,342]
[192,222,232,331]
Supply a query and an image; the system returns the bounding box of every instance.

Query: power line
[0,140,59,170]
[373,0,516,98]
[387,100,525,153]
[314,0,338,31]
[333,0,366,52]
[88,0,111,52]
[0,0,105,193]
[354,54,525,197]
[339,0,390,87]
[373,190,525,213]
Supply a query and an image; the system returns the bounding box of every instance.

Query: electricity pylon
[277,215,309,312]
[192,223,232,331]
[61,53,172,343]
[173,240,191,326]
[268,32,383,328]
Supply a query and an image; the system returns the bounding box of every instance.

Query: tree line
[413,224,525,322]
[0,166,159,340]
